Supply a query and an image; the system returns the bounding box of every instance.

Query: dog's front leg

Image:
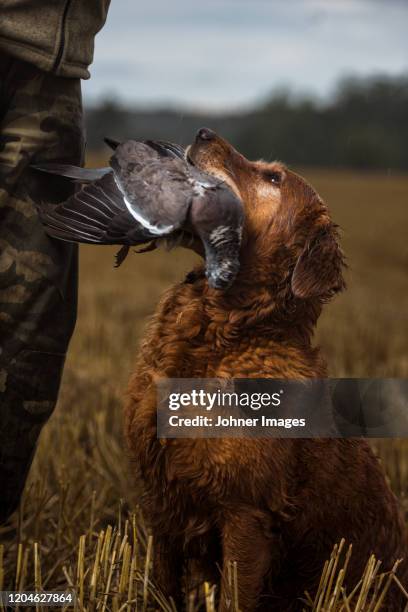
[219,509,274,612]
[153,534,184,609]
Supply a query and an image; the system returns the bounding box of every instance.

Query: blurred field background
[1,0,408,606]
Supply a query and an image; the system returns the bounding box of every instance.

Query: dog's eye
[264,171,282,186]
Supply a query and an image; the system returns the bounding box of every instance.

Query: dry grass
[0,167,407,610]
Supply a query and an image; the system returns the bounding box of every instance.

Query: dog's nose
[196,127,216,142]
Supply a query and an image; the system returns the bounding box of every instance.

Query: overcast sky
[82,0,408,110]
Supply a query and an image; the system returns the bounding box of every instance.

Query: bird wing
[38,171,156,247]
[104,136,185,159]
[144,140,185,159]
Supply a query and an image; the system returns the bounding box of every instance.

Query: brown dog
[125,129,407,610]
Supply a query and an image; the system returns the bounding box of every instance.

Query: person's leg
[0,56,84,522]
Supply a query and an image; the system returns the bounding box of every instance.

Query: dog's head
[188,128,345,302]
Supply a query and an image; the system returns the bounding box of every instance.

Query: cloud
[83,0,408,109]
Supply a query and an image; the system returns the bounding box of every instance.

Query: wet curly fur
[124,133,407,610]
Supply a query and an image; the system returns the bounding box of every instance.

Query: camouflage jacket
[0,0,111,79]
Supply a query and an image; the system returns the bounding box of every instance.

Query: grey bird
[32,133,244,290]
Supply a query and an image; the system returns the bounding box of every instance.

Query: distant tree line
[85,74,408,170]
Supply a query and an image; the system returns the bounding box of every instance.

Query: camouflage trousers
[0,55,84,522]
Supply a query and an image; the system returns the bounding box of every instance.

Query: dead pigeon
[32,135,244,289]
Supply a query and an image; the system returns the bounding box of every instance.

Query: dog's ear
[291,224,346,300]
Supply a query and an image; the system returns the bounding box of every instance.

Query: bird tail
[104,137,120,151]
[31,163,111,183]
